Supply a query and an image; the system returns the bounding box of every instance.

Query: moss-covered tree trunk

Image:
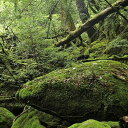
[76,0,97,42]
[60,0,76,32]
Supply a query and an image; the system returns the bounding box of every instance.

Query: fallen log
[56,0,128,47]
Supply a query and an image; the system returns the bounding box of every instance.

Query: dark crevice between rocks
[10,107,24,116]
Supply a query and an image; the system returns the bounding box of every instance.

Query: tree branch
[104,0,128,23]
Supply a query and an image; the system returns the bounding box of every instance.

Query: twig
[13,106,31,122]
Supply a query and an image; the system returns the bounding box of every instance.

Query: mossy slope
[17,60,128,121]
[0,107,15,128]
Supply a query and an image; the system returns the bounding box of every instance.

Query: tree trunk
[60,0,76,32]
[76,0,97,42]
[56,0,128,47]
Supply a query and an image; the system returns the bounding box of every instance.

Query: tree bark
[60,0,76,32]
[56,0,128,47]
[76,0,97,42]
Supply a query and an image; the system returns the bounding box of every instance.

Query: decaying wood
[56,0,128,47]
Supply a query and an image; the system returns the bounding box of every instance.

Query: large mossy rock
[0,107,15,128]
[17,60,128,122]
[68,119,120,128]
[11,108,66,128]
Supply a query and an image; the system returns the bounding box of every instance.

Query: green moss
[84,38,128,61]
[11,109,45,128]
[88,40,108,59]
[11,108,65,128]
[17,60,128,120]
[70,120,120,128]
[108,55,128,64]
[0,107,15,128]
[105,38,128,56]
[68,120,111,128]
[11,110,45,128]
[18,60,127,98]
[90,41,108,52]
[104,121,120,128]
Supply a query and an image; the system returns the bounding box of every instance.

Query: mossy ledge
[17,60,128,122]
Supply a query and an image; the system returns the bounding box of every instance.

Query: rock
[0,107,15,128]
[11,107,67,128]
[17,60,128,122]
[68,119,120,128]
[11,108,45,128]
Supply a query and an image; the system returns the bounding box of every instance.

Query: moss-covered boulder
[17,60,128,122]
[68,119,120,128]
[11,107,66,128]
[0,107,15,128]
[11,108,45,128]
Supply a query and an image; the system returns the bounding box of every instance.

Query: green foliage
[105,38,128,56]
